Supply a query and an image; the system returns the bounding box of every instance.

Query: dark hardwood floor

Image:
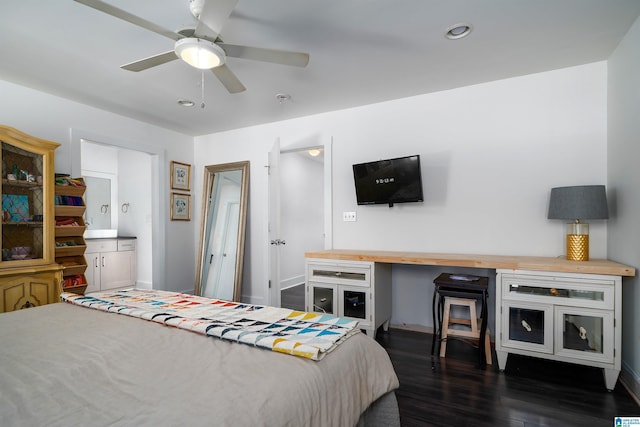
[376,328,639,427]
[282,284,638,426]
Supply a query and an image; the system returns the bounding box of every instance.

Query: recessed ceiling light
[445,23,473,40]
[177,99,195,107]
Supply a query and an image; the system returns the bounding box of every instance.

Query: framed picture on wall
[170,193,190,221]
[170,161,191,191]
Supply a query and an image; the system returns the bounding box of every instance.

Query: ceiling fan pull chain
[201,71,206,109]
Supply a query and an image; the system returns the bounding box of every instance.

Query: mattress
[0,300,399,427]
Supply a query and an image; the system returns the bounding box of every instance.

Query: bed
[0,289,399,426]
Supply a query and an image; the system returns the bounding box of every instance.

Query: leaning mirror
[195,161,249,301]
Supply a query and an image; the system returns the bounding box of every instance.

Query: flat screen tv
[352,155,423,207]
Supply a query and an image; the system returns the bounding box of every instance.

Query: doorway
[268,138,332,308]
[70,129,166,291]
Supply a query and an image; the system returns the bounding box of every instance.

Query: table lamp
[547,185,609,261]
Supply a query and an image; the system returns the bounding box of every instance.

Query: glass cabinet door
[307,283,337,315]
[554,306,614,363]
[340,287,369,320]
[502,301,554,354]
[1,142,45,264]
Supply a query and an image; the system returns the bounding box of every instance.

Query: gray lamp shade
[548,185,609,220]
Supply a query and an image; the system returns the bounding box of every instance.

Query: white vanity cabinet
[85,238,136,293]
[495,269,621,390]
[305,259,391,337]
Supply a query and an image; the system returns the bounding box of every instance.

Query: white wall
[118,149,153,288]
[607,15,640,394]
[194,62,609,327]
[0,80,195,292]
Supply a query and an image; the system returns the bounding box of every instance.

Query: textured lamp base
[567,234,589,261]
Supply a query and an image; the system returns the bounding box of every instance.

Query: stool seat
[431,273,490,368]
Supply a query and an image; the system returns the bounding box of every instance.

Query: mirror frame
[194,161,249,301]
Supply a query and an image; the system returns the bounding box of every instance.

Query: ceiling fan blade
[211,64,246,93]
[74,0,182,41]
[121,51,178,72]
[194,0,239,41]
[218,44,309,67]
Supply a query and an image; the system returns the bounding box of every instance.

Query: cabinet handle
[102,256,105,268]
[95,257,99,268]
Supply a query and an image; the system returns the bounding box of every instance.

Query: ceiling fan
[73,0,310,93]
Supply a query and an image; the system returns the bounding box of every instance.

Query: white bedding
[0,302,399,427]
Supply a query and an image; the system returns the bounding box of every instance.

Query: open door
[268,138,282,307]
[268,137,332,307]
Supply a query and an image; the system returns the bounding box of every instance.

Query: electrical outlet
[343,211,357,222]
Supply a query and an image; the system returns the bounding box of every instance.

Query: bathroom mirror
[195,161,249,301]
[83,172,118,238]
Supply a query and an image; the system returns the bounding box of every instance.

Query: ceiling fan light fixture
[175,38,225,69]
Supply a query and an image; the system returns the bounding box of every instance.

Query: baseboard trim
[135,281,153,290]
[281,282,305,291]
[281,275,305,290]
[620,366,640,405]
[389,323,434,335]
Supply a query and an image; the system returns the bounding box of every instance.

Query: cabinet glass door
[502,301,553,354]
[339,286,370,323]
[555,306,614,363]
[307,283,336,315]
[1,142,44,264]
[342,289,367,319]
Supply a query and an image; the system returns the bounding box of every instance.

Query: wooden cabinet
[495,269,621,390]
[305,259,391,337]
[0,125,62,312]
[54,178,88,294]
[85,238,136,293]
[0,270,62,312]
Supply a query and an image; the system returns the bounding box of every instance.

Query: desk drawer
[307,261,371,287]
[501,273,614,310]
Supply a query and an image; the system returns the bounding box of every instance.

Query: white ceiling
[1,1,639,137]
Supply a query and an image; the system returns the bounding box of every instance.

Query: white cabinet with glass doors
[305,259,391,337]
[495,269,621,390]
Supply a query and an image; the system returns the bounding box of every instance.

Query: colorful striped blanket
[61,289,360,361]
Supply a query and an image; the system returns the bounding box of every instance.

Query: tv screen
[352,155,423,206]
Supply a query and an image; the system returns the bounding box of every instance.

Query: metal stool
[431,273,490,368]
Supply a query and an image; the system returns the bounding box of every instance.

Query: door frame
[69,128,166,291]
